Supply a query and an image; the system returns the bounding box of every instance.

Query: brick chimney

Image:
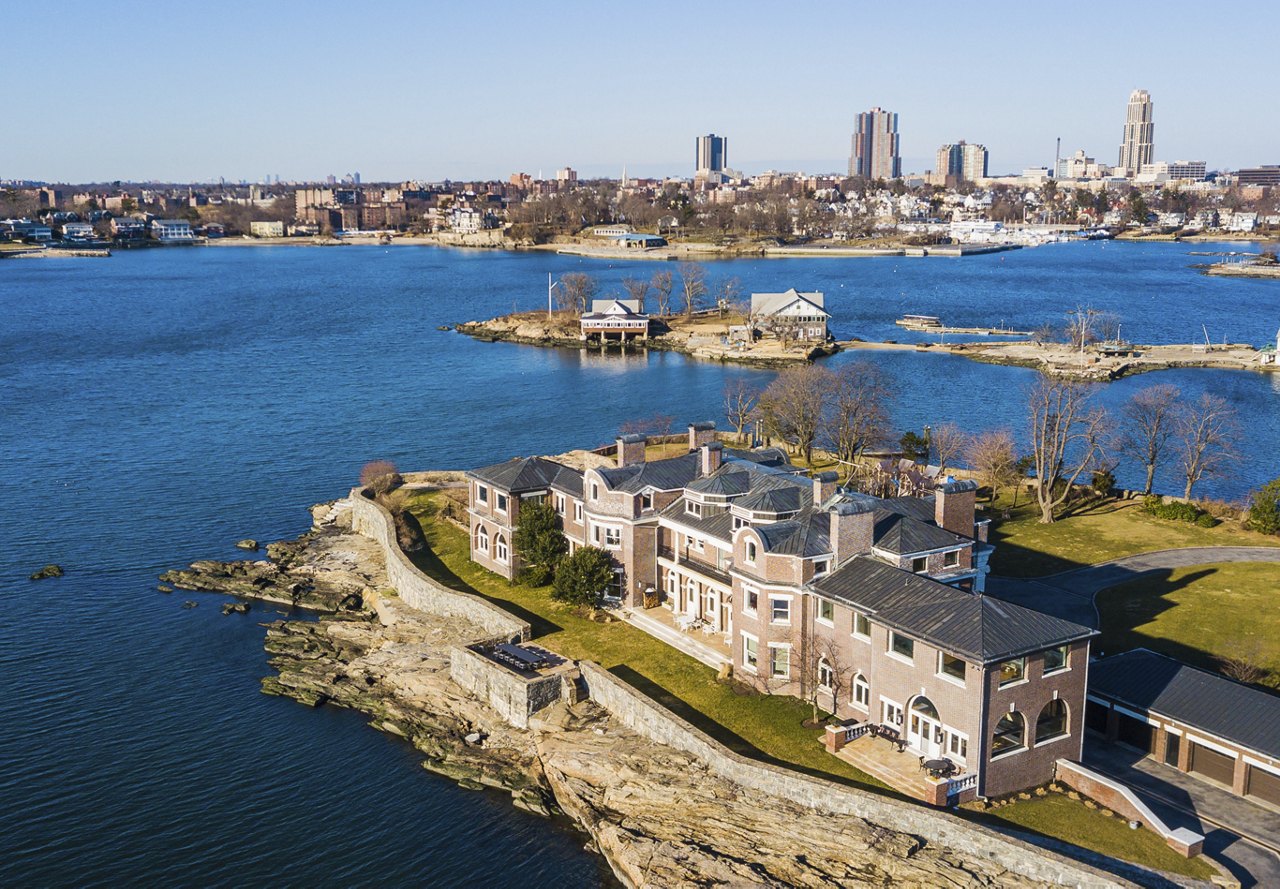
[688,421,716,451]
[812,470,839,506]
[934,478,978,536]
[828,500,874,567]
[617,433,647,467]
[700,441,723,476]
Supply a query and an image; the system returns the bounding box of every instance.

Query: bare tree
[1116,384,1182,496]
[360,460,403,497]
[557,272,597,316]
[1064,306,1099,351]
[723,379,760,444]
[713,276,741,319]
[929,422,967,476]
[1027,377,1108,523]
[677,262,706,319]
[650,270,674,317]
[1219,640,1270,685]
[619,414,675,437]
[965,430,1018,502]
[1179,393,1240,499]
[620,276,650,310]
[794,627,854,725]
[756,365,835,466]
[824,362,892,471]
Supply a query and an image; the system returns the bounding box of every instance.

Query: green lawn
[987,495,1280,578]
[404,489,1214,878]
[967,795,1218,881]
[1097,562,1280,686]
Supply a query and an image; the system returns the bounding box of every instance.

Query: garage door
[1246,765,1280,807]
[1189,743,1237,786]
[1116,713,1154,753]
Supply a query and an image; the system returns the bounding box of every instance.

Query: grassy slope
[1097,562,1280,684]
[405,489,1210,878]
[987,495,1280,578]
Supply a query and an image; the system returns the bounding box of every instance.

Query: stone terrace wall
[1056,761,1204,858]
[580,662,1146,889]
[449,645,564,730]
[348,488,529,642]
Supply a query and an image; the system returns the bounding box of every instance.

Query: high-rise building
[935,141,988,183]
[1118,89,1154,177]
[849,107,901,179]
[695,134,727,174]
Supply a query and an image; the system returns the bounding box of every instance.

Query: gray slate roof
[1089,649,1280,760]
[755,512,832,557]
[687,471,753,497]
[872,509,966,555]
[597,453,701,493]
[737,486,804,515]
[467,456,564,492]
[812,558,1096,664]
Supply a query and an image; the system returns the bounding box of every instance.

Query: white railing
[947,773,978,796]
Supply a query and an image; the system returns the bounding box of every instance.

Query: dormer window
[745,540,757,563]
[813,559,830,576]
[911,556,927,573]
[685,500,702,518]
[944,549,960,568]
[641,492,653,511]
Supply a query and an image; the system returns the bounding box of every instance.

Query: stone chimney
[935,478,978,536]
[700,441,723,476]
[828,500,874,568]
[617,433,647,468]
[812,470,839,506]
[688,421,716,451]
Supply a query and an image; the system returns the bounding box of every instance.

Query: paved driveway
[986,546,1280,628]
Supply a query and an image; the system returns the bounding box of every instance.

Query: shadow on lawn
[608,664,909,801]
[984,495,1130,578]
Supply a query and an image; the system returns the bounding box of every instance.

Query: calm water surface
[1,241,1277,885]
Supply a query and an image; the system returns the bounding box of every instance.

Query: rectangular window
[1043,644,1069,675]
[686,500,702,517]
[573,502,583,523]
[591,482,599,501]
[641,492,653,511]
[769,645,789,678]
[999,657,1026,687]
[743,587,759,614]
[477,485,489,504]
[853,612,870,639]
[853,675,870,708]
[745,540,757,563]
[948,731,968,761]
[939,652,966,682]
[742,634,758,671]
[496,492,508,513]
[944,549,960,568]
[818,598,834,624]
[770,598,790,624]
[813,559,830,576]
[604,527,621,548]
[911,556,928,573]
[889,631,914,661]
[555,494,565,515]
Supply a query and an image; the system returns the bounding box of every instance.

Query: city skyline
[3,0,1277,183]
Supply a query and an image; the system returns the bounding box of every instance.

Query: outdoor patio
[832,728,977,805]
[621,603,732,669]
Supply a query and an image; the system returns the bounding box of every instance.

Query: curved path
[986,545,1280,629]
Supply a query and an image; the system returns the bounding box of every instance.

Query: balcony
[657,544,732,587]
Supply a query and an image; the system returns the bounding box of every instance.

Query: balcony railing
[657,545,732,586]
[947,772,978,797]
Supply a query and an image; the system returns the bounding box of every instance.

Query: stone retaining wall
[580,661,1149,889]
[348,488,529,641]
[449,645,563,730]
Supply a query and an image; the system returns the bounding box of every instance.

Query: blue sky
[4,0,1275,183]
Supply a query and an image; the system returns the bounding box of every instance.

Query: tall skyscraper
[935,141,988,183]
[695,134,727,174]
[1118,89,1154,177]
[849,107,901,179]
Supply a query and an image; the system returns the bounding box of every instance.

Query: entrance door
[908,697,943,758]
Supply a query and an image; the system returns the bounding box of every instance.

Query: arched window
[992,712,1026,757]
[852,673,870,709]
[1036,699,1069,743]
[911,696,939,720]
[746,540,757,563]
[495,533,509,563]
[475,525,489,554]
[818,657,834,691]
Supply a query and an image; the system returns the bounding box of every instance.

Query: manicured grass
[967,794,1218,881]
[1097,562,1280,686]
[987,495,1280,578]
[404,491,891,794]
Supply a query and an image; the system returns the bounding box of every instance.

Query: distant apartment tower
[1118,89,1154,177]
[695,134,728,174]
[1236,165,1280,186]
[849,107,901,179]
[935,141,988,183]
[556,167,578,186]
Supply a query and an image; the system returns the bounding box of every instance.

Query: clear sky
[4,0,1276,183]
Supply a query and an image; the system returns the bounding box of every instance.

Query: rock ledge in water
[235,539,259,551]
[30,564,64,580]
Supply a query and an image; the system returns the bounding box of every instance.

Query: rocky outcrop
[30,563,64,580]
[160,502,379,611]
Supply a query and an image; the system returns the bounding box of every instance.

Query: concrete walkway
[986,546,1280,628]
[1084,743,1280,887]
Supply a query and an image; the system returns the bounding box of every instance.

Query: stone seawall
[348,488,529,641]
[449,645,565,729]
[579,661,1151,889]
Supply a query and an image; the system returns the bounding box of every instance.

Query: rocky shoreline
[163,499,1125,888]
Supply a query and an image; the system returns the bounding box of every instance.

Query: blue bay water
[1,241,1277,885]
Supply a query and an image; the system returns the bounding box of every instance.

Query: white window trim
[998,658,1028,688]
[495,492,509,514]
[936,652,967,687]
[887,632,914,664]
[741,584,759,617]
[767,642,791,679]
[741,631,759,674]
[769,597,791,625]
[1042,646,1071,677]
[947,729,970,763]
[816,602,835,628]
[744,540,757,564]
[852,674,870,711]
[573,502,583,522]
[477,484,489,504]
[1035,731,1070,749]
[852,612,871,641]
